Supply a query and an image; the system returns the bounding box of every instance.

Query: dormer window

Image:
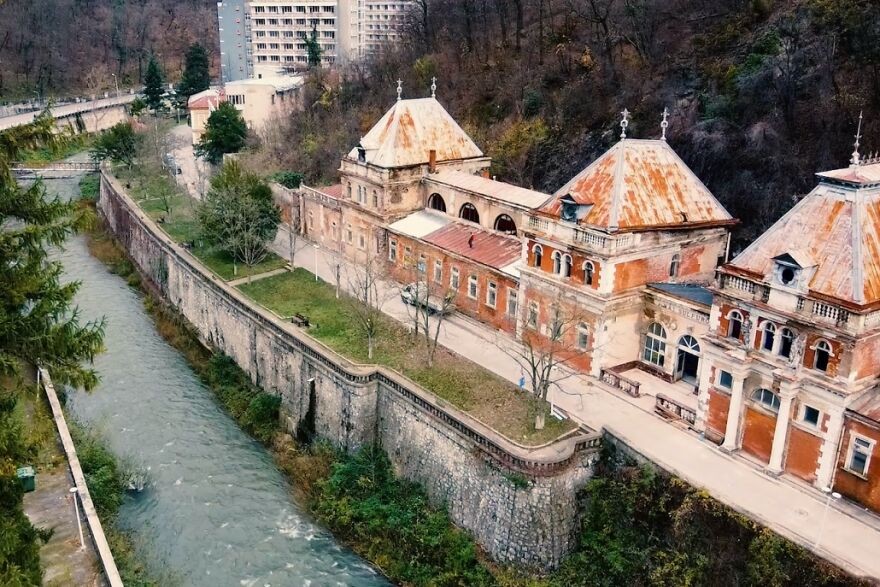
[560,194,578,222]
[356,144,366,163]
[771,252,814,289]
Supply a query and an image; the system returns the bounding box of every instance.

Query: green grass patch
[114,167,286,280]
[78,174,100,201]
[239,269,574,445]
[18,134,93,165]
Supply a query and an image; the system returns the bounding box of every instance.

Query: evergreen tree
[90,122,141,169]
[0,113,105,584]
[177,44,211,102]
[305,23,323,69]
[195,101,248,164]
[143,55,165,113]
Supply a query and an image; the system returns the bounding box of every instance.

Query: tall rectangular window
[506,289,518,317]
[467,275,478,299]
[718,370,733,389]
[486,282,497,308]
[450,267,460,290]
[847,435,874,476]
[388,239,397,262]
[433,260,442,283]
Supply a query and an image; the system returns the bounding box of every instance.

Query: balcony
[526,216,638,255]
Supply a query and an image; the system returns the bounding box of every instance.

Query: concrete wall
[98,171,602,570]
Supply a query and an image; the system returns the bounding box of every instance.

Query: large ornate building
[293,90,880,515]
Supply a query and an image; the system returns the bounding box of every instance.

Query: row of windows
[641,323,700,368]
[426,195,518,236]
[252,5,335,14]
[524,303,590,350]
[725,310,833,372]
[531,245,597,285]
[388,241,517,314]
[348,183,380,207]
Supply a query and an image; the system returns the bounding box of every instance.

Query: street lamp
[69,487,85,550]
[313,244,319,281]
[814,486,842,549]
[110,73,120,99]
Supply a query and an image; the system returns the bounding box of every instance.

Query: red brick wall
[742,406,776,464]
[519,292,597,374]
[526,240,601,291]
[803,334,843,377]
[834,418,880,514]
[785,426,821,483]
[706,388,731,444]
[613,244,709,292]
[387,233,518,333]
[716,302,750,342]
[851,334,880,381]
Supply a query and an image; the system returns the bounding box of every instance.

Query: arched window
[779,328,795,358]
[427,193,446,212]
[372,190,379,207]
[761,321,776,352]
[561,254,572,278]
[494,214,517,235]
[552,251,562,274]
[814,340,832,372]
[727,310,744,340]
[752,388,780,412]
[678,335,701,354]
[643,322,667,367]
[669,253,681,277]
[584,261,595,285]
[347,182,352,199]
[532,244,543,268]
[459,203,480,224]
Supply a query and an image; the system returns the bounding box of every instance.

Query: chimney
[480,169,490,179]
[428,149,437,173]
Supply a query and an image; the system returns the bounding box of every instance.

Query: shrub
[79,174,100,201]
[269,171,304,189]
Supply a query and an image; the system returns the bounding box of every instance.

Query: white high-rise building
[218,0,413,82]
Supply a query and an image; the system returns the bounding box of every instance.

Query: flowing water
[45,175,387,587]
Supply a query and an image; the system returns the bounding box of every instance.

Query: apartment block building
[218,0,413,82]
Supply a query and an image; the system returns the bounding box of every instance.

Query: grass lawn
[239,269,576,445]
[116,167,287,280]
[18,134,93,165]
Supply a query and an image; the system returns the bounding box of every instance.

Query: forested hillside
[0,0,217,99]
[262,0,880,247]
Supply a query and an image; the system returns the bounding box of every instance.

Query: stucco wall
[98,171,601,569]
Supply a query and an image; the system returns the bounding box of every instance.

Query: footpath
[267,228,880,579]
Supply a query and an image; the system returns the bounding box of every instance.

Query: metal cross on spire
[851,110,864,167]
[660,107,670,141]
[431,76,437,99]
[396,79,403,101]
[620,108,630,140]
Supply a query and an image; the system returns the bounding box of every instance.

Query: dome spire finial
[620,108,630,140]
[851,110,864,167]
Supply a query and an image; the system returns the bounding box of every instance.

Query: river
[46,175,388,587]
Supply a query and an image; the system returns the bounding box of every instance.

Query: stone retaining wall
[98,170,601,569]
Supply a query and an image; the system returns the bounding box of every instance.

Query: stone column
[721,372,746,452]
[815,408,845,490]
[766,388,797,475]
[695,357,714,434]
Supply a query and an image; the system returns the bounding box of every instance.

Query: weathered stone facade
[98,171,602,570]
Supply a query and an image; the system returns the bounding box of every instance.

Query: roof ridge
[852,189,866,304]
[659,140,733,221]
[608,140,627,231]
[730,186,820,265]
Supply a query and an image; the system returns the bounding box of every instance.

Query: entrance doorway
[675,335,701,384]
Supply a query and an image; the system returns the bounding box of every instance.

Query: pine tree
[305,23,323,69]
[144,55,165,113]
[177,44,211,102]
[195,101,248,164]
[0,113,105,584]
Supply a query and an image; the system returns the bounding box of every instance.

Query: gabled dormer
[558,193,592,224]
[770,250,816,290]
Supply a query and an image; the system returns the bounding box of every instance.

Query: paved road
[0,94,138,131]
[168,124,209,200]
[268,229,880,580]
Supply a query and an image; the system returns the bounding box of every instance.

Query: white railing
[527,215,551,232]
[722,275,756,294]
[865,310,880,328]
[812,301,849,324]
[574,228,607,248]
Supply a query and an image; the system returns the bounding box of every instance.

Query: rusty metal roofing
[423,222,522,276]
[187,88,224,110]
[817,160,880,186]
[729,173,880,306]
[542,139,733,231]
[426,170,551,210]
[315,184,344,199]
[347,98,484,169]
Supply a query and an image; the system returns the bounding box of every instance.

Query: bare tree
[345,244,392,360]
[398,256,456,367]
[498,294,595,429]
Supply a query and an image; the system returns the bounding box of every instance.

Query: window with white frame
[669,253,681,277]
[372,190,379,207]
[761,321,776,352]
[433,260,442,283]
[346,225,353,243]
[527,302,538,329]
[417,254,426,273]
[561,254,572,278]
[552,251,562,274]
[752,388,780,412]
[814,339,833,372]
[643,322,667,367]
[358,233,366,249]
[532,244,543,268]
[577,323,589,350]
[584,261,595,285]
[846,435,874,477]
[727,310,744,339]
[451,267,460,289]
[389,239,397,261]
[506,289,518,317]
[467,275,478,299]
[486,282,497,308]
[718,370,733,389]
[801,404,820,427]
[780,327,795,358]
